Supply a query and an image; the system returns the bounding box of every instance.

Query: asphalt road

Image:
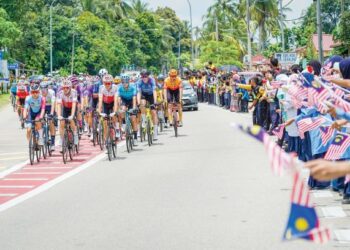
[0,104,349,249]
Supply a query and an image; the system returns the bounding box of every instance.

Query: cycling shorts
[102,102,114,115]
[167,89,180,103]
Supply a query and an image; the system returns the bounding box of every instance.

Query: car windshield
[183,83,192,90]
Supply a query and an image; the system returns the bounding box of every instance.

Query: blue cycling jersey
[25,95,45,113]
[93,81,102,94]
[118,84,137,101]
[10,86,17,95]
[137,78,156,95]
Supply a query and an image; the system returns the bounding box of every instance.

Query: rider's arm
[331,78,350,89]
[113,93,119,113]
[23,97,29,119]
[39,97,46,119]
[71,92,77,117]
[50,90,56,115]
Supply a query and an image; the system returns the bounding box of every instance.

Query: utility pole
[178,31,181,71]
[71,32,75,75]
[186,0,194,69]
[49,0,57,75]
[216,18,219,64]
[279,0,285,52]
[316,0,324,63]
[246,0,252,70]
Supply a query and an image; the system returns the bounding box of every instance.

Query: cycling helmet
[40,81,49,89]
[99,68,108,77]
[121,74,130,84]
[30,84,40,92]
[157,74,165,81]
[20,74,26,79]
[169,69,178,77]
[140,69,150,77]
[68,75,79,87]
[62,79,72,88]
[102,74,113,83]
[24,80,30,86]
[114,76,121,84]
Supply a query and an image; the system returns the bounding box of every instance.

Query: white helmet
[99,68,108,77]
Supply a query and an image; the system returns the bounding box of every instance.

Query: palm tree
[130,0,149,15]
[96,0,132,22]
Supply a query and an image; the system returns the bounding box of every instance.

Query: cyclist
[136,69,159,140]
[56,79,79,151]
[16,80,29,122]
[156,74,168,128]
[164,69,183,127]
[10,80,17,109]
[116,74,138,142]
[114,75,121,86]
[23,84,46,145]
[70,75,84,134]
[98,74,119,140]
[40,81,56,151]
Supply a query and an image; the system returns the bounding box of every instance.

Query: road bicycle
[27,120,44,165]
[100,113,117,161]
[60,117,79,164]
[170,102,179,137]
[124,109,137,153]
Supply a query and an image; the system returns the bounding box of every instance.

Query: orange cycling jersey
[164,77,182,91]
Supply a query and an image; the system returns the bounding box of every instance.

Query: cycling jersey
[156,84,164,103]
[17,86,29,99]
[137,78,156,95]
[42,89,56,107]
[117,84,137,101]
[56,89,78,109]
[164,77,182,91]
[10,85,17,95]
[25,95,46,113]
[99,85,118,104]
[92,80,102,98]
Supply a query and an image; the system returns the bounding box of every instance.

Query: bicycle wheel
[36,146,41,163]
[63,131,70,164]
[106,132,112,161]
[68,131,74,161]
[98,123,104,150]
[92,118,98,146]
[126,128,131,153]
[160,121,163,132]
[139,121,144,142]
[173,112,178,137]
[147,120,152,147]
[29,133,35,165]
[42,129,48,159]
[111,128,117,158]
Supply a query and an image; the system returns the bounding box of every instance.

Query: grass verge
[0,93,10,110]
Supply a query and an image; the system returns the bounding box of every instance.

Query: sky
[147,0,314,28]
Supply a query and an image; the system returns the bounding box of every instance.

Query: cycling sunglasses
[31,90,40,94]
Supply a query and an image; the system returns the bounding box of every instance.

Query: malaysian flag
[334,97,350,112]
[333,87,345,98]
[325,133,350,160]
[271,80,284,89]
[284,171,331,243]
[319,126,336,146]
[309,81,330,106]
[297,117,326,139]
[272,124,285,140]
[234,124,294,176]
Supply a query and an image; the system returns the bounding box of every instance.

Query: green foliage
[337,10,350,54]
[199,38,242,67]
[0,8,21,49]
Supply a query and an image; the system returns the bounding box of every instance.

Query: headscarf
[307,60,322,76]
[339,58,350,80]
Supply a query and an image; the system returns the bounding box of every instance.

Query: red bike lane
[0,135,107,211]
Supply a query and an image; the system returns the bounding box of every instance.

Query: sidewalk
[0,104,27,173]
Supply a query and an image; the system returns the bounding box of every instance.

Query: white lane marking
[0,152,26,156]
[0,141,125,212]
[312,190,334,198]
[23,167,73,170]
[0,185,34,189]
[334,230,350,243]
[0,160,29,178]
[0,156,28,161]
[0,194,17,197]
[12,172,62,175]
[2,178,49,181]
[321,206,347,218]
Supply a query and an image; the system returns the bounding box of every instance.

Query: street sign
[7,63,19,70]
[274,53,297,64]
